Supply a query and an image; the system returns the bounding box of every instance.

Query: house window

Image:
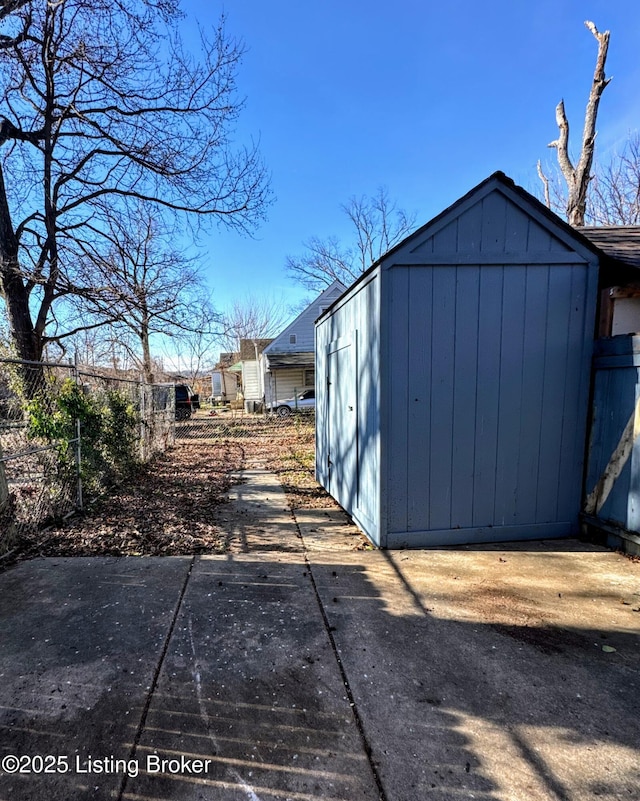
[304,369,315,387]
[289,334,297,345]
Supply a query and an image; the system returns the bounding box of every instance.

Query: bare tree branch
[286,188,416,293]
[0,0,271,371]
[537,160,551,209]
[544,20,611,226]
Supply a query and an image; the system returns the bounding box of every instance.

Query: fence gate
[583,335,640,553]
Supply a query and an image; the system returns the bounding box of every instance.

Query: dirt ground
[10,416,336,560]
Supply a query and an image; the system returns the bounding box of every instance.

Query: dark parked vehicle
[175,384,200,420]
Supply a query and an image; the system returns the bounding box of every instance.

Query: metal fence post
[139,381,145,461]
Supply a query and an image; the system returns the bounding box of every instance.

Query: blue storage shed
[315,172,608,548]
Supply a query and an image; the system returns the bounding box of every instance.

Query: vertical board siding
[390,260,594,544]
[480,193,508,253]
[557,267,592,524]
[450,266,480,529]
[456,207,482,254]
[319,183,598,548]
[412,187,575,260]
[328,339,357,511]
[387,268,410,532]
[536,267,574,521]
[427,267,457,530]
[472,267,504,527]
[493,266,527,526]
[315,273,381,544]
[585,337,640,533]
[515,266,549,523]
[627,378,640,531]
[407,269,433,531]
[504,202,532,251]
[432,218,458,252]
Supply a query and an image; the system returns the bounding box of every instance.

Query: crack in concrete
[116,555,195,801]
[290,509,388,801]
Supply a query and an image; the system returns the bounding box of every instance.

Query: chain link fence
[175,406,316,473]
[0,358,175,554]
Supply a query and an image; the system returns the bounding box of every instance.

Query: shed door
[387,262,596,547]
[327,337,357,512]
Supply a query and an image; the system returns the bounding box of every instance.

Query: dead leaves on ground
[15,443,244,558]
[13,421,336,559]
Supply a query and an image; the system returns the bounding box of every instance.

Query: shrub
[27,379,140,500]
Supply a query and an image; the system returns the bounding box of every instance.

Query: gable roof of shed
[316,171,640,323]
[379,170,603,266]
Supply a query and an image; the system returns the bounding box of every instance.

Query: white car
[273,389,315,416]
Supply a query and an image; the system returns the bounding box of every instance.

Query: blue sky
[181,1,640,315]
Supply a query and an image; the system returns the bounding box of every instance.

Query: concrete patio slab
[124,554,380,800]
[0,468,639,801]
[0,556,192,801]
[307,545,640,801]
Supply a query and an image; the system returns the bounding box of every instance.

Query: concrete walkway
[0,470,639,801]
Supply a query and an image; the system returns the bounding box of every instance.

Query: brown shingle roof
[578,226,640,270]
[239,339,273,360]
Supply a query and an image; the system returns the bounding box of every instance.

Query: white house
[238,339,272,410]
[261,280,346,408]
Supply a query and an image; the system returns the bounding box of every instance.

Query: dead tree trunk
[546,20,611,227]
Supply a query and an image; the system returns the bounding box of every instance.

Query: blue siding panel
[318,178,599,548]
[407,269,433,532]
[515,266,549,523]
[387,268,410,533]
[585,336,640,535]
[493,265,527,526]
[472,267,504,526]
[450,266,480,529]
[428,268,457,530]
[536,267,574,521]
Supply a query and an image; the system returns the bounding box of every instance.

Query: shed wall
[584,336,640,553]
[316,179,600,548]
[382,185,600,546]
[316,273,381,543]
[385,260,597,546]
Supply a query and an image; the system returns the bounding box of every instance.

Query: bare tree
[537,132,640,226]
[588,133,640,225]
[64,206,217,384]
[162,300,224,382]
[539,20,611,226]
[0,0,270,374]
[217,294,294,354]
[286,187,416,293]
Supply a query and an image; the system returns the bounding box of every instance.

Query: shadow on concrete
[0,527,638,799]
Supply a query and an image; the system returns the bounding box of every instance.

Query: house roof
[239,339,273,361]
[263,280,347,355]
[578,226,640,270]
[264,352,315,370]
[215,351,239,369]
